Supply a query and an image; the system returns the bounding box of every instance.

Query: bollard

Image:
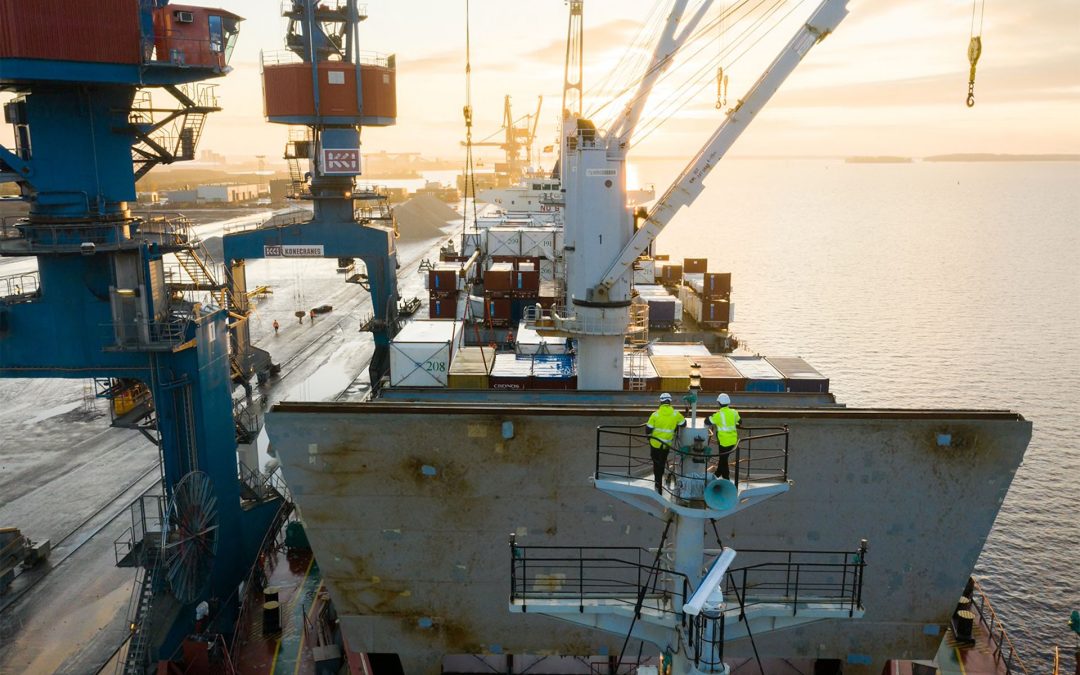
[262,600,281,635]
[954,610,975,642]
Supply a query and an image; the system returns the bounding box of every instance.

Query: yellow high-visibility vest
[709,407,740,447]
[648,404,685,449]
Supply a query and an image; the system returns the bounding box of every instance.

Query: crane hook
[966,35,981,107]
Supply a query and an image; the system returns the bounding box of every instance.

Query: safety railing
[509,537,690,618]
[595,424,789,504]
[509,539,868,622]
[722,542,868,618]
[279,0,366,19]
[261,48,389,68]
[969,578,1029,675]
[0,271,40,302]
[113,494,165,566]
[522,305,641,337]
[224,208,311,235]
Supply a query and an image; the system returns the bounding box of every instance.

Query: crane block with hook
[966,35,982,107]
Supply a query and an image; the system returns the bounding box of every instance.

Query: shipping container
[704,272,731,298]
[623,350,660,391]
[520,227,560,259]
[684,258,708,274]
[645,297,678,327]
[683,273,705,295]
[634,284,670,297]
[649,355,694,392]
[660,264,683,284]
[0,0,142,65]
[489,352,530,390]
[428,295,458,319]
[537,280,558,309]
[486,297,511,325]
[649,342,712,357]
[516,319,570,355]
[389,320,460,387]
[263,62,396,124]
[530,354,577,390]
[485,228,522,257]
[765,356,830,393]
[427,266,459,292]
[679,285,701,324]
[700,299,731,327]
[484,263,513,293]
[448,347,494,389]
[726,355,785,393]
[511,269,539,294]
[696,355,746,392]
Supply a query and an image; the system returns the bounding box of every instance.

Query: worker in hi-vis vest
[646,393,686,494]
[705,393,741,480]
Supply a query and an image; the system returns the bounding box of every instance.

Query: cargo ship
[259,1,1033,673]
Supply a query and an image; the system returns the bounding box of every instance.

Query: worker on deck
[272,319,280,335]
[705,393,741,480]
[647,392,686,495]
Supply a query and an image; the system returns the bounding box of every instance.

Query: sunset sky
[2,0,1077,165]
[184,0,1079,164]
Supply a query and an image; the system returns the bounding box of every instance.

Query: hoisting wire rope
[587,0,668,114]
[631,0,805,149]
[460,0,479,253]
[615,514,675,674]
[966,0,985,107]
[586,0,759,125]
[588,0,793,139]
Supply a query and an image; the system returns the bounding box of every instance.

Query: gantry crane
[0,3,285,671]
[464,94,543,181]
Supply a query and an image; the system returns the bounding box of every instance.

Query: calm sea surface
[634,158,1080,662]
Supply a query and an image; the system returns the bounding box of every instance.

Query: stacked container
[726,355,785,393]
[483,262,514,327]
[389,320,462,388]
[765,356,830,393]
[428,263,460,319]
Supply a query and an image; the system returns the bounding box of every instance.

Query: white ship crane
[535,0,850,390]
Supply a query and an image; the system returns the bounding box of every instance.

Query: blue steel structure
[224,0,401,385]
[0,2,282,670]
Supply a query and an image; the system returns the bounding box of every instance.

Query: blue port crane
[222,0,401,387]
[0,1,284,670]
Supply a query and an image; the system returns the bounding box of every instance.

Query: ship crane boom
[596,0,849,294]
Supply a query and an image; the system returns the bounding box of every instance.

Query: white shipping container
[390,320,460,387]
[648,342,711,357]
[485,228,522,257]
[633,267,654,285]
[679,285,701,323]
[520,227,560,259]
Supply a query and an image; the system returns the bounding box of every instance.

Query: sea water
[635,157,1080,659]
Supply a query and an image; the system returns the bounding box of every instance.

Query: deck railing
[969,577,1029,675]
[509,539,867,621]
[594,423,789,503]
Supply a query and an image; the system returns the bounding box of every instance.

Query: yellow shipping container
[649,355,695,392]
[448,347,495,389]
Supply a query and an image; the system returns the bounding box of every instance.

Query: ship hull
[265,399,1030,673]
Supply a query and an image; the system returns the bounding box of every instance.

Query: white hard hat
[717,393,731,406]
[659,392,673,403]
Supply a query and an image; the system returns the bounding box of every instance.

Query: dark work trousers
[650,445,669,493]
[714,444,735,480]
